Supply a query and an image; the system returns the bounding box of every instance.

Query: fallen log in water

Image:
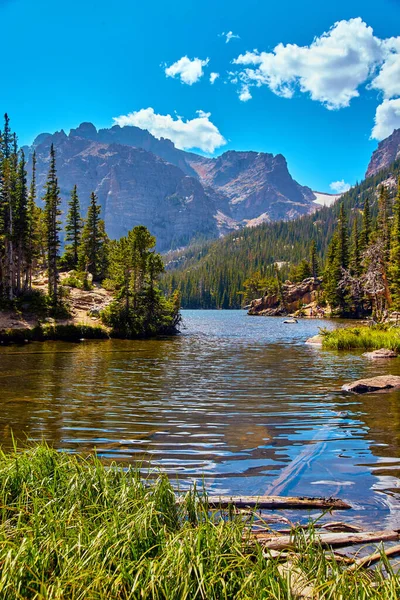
[253,529,400,551]
[347,544,400,570]
[175,494,351,510]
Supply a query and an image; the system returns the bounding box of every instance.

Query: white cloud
[209,72,220,84]
[113,107,226,153]
[238,85,252,102]
[370,37,400,99]
[165,56,209,85]
[371,98,400,140]
[233,18,385,110]
[222,31,240,44]
[330,180,351,193]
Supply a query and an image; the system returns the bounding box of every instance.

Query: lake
[1,310,400,528]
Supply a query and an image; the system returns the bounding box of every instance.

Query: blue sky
[1,0,400,192]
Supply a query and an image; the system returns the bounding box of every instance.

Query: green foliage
[389,181,400,310]
[43,144,62,305]
[78,192,108,281]
[102,226,181,338]
[62,270,93,290]
[290,259,311,283]
[0,444,397,599]
[63,185,83,269]
[322,324,400,351]
[0,323,108,343]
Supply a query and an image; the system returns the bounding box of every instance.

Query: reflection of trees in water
[0,339,181,457]
[356,391,400,463]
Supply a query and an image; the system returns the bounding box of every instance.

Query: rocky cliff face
[366,129,400,178]
[188,151,315,221]
[248,278,322,316]
[26,133,219,252]
[24,123,317,250]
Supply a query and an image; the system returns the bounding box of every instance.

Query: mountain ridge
[23,122,317,250]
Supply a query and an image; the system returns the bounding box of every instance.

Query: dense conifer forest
[162,158,400,313]
[0,115,180,337]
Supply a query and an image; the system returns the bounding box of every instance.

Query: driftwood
[253,529,400,551]
[176,495,351,510]
[320,521,364,533]
[347,544,400,571]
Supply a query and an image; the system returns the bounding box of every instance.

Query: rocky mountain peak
[70,122,98,139]
[366,128,400,178]
[24,122,317,251]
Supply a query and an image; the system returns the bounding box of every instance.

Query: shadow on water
[1,310,400,528]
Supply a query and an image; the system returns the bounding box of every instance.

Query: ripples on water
[1,310,400,528]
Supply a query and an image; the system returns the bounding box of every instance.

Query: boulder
[342,375,400,394]
[248,277,323,316]
[305,335,323,345]
[363,348,398,359]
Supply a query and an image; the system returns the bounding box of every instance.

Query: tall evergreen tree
[389,179,400,310]
[26,150,38,290]
[360,197,372,254]
[43,144,61,305]
[336,204,349,270]
[377,185,391,262]
[310,240,319,280]
[78,192,108,280]
[350,217,361,276]
[14,149,28,294]
[63,185,82,269]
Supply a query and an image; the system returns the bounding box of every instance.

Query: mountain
[23,123,317,250]
[24,131,218,252]
[187,151,315,222]
[366,128,400,178]
[162,155,400,308]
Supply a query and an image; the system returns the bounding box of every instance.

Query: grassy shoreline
[321,324,400,351]
[0,445,398,598]
[0,323,109,344]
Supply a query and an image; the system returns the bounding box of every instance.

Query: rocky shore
[247,277,323,317]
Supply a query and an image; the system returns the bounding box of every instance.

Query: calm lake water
[1,310,400,528]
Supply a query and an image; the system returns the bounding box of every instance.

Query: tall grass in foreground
[321,325,400,352]
[0,445,398,599]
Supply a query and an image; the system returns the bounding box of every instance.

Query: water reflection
[1,310,400,527]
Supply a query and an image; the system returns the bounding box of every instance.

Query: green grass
[0,323,109,344]
[321,324,400,352]
[0,444,398,598]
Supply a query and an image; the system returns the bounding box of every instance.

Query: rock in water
[363,348,398,359]
[305,335,323,345]
[342,375,400,394]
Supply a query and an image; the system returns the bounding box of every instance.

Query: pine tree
[63,185,82,269]
[336,204,349,270]
[43,144,61,305]
[0,115,17,300]
[377,185,391,262]
[389,179,400,310]
[78,192,108,280]
[26,150,39,290]
[309,240,319,280]
[324,233,341,309]
[360,197,372,254]
[350,217,361,276]
[15,149,28,294]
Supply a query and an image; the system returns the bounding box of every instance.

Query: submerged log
[176,495,351,510]
[348,544,400,570]
[254,529,400,551]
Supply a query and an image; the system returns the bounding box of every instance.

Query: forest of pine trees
[162,157,400,313]
[0,115,180,337]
